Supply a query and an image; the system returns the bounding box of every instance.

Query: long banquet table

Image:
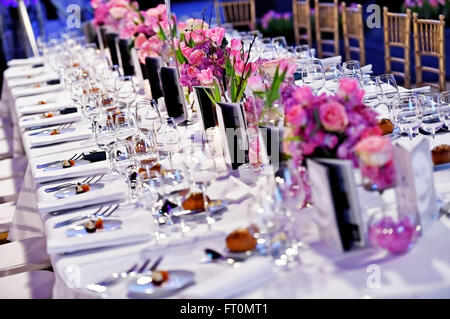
[2,56,450,299]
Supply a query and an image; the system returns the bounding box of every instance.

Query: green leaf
[175,48,187,64]
[157,23,167,41]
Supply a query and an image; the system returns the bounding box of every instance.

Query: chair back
[341,3,365,66]
[293,0,312,47]
[216,0,256,30]
[314,0,339,58]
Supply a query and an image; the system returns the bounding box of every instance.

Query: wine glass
[342,60,362,79]
[113,109,139,142]
[102,65,121,94]
[295,45,313,61]
[360,76,383,109]
[156,117,181,171]
[376,74,400,116]
[93,116,117,169]
[115,75,137,110]
[323,63,342,94]
[392,93,421,140]
[439,91,450,131]
[418,92,443,143]
[302,59,326,95]
[272,36,287,51]
[112,140,139,201]
[135,99,162,143]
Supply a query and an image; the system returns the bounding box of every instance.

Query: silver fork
[86,259,152,292]
[53,204,119,228]
[36,152,83,169]
[44,174,104,193]
[28,122,73,136]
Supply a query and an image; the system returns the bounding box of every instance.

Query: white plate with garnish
[127,270,195,299]
[54,183,105,199]
[66,219,122,237]
[42,160,90,172]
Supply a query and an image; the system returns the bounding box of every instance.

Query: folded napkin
[399,86,431,94]
[320,55,342,67]
[7,56,45,67]
[222,175,257,202]
[19,111,82,130]
[7,72,59,88]
[44,205,152,254]
[361,64,373,74]
[31,148,109,184]
[18,102,73,117]
[27,138,98,159]
[180,257,275,298]
[11,83,64,99]
[4,66,49,79]
[36,173,127,214]
[15,90,71,109]
[25,124,92,148]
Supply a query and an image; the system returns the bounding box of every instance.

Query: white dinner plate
[42,159,90,172]
[66,219,122,237]
[54,183,105,199]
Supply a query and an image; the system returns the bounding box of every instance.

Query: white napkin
[399,86,431,94]
[18,101,73,117]
[320,55,342,67]
[361,64,373,74]
[4,66,50,79]
[36,174,127,214]
[7,56,45,67]
[7,72,59,88]
[27,138,98,159]
[25,123,92,147]
[180,257,275,298]
[15,90,70,109]
[30,148,110,184]
[11,83,64,99]
[19,111,82,130]
[44,205,152,254]
[223,175,257,202]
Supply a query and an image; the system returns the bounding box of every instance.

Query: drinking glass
[392,93,421,140]
[295,45,312,60]
[302,59,326,94]
[102,65,121,94]
[439,91,450,130]
[116,75,137,109]
[156,117,181,171]
[360,76,383,108]
[323,63,342,94]
[113,109,139,141]
[376,74,400,116]
[93,116,117,169]
[418,92,443,142]
[135,99,162,142]
[342,60,362,78]
[272,36,288,50]
[112,140,139,201]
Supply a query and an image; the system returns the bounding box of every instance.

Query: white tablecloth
[3,57,450,299]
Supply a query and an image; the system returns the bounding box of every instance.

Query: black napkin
[82,151,106,163]
[294,71,302,81]
[194,86,217,130]
[145,57,163,100]
[118,38,135,76]
[105,32,119,66]
[160,199,178,214]
[419,126,447,135]
[32,63,44,68]
[46,79,60,85]
[59,107,78,115]
[159,66,186,118]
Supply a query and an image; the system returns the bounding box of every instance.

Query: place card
[394,137,439,231]
[306,158,368,253]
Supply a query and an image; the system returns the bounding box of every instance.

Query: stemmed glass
[156,117,181,171]
[113,109,139,142]
[302,59,326,95]
[295,45,313,60]
[135,99,162,144]
[391,93,422,140]
[342,60,362,79]
[360,76,383,109]
[102,65,121,94]
[272,36,288,52]
[112,140,139,202]
[323,63,342,94]
[93,116,117,170]
[439,91,450,131]
[418,92,443,143]
[115,76,137,110]
[376,74,400,116]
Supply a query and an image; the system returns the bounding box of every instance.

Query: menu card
[307,158,367,252]
[159,66,187,119]
[216,102,248,170]
[394,137,438,231]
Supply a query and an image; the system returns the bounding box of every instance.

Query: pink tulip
[188,50,206,66]
[248,75,264,91]
[230,38,242,51]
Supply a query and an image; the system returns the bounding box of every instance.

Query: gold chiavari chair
[413,13,446,92]
[341,3,365,66]
[383,7,412,88]
[293,0,312,47]
[215,0,256,30]
[314,0,339,58]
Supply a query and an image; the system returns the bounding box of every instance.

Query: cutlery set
[44,174,105,193]
[53,204,120,229]
[28,122,74,136]
[36,152,84,169]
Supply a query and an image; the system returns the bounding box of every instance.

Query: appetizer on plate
[50,128,60,135]
[151,270,170,286]
[85,218,104,233]
[75,183,90,194]
[62,159,76,168]
[43,112,54,118]
[226,225,259,253]
[432,144,450,165]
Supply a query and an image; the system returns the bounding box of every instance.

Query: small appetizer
[43,112,54,118]
[75,183,90,194]
[62,159,75,168]
[225,225,259,253]
[151,270,170,286]
[33,83,41,88]
[182,192,210,211]
[84,218,104,233]
[50,128,60,135]
[26,75,33,79]
[101,97,113,106]
[135,140,147,153]
[37,100,46,105]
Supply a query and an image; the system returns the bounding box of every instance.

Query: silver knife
[53,214,92,229]
[37,160,63,169]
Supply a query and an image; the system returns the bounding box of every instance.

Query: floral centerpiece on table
[258,10,294,45]
[90,0,139,31]
[403,0,450,23]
